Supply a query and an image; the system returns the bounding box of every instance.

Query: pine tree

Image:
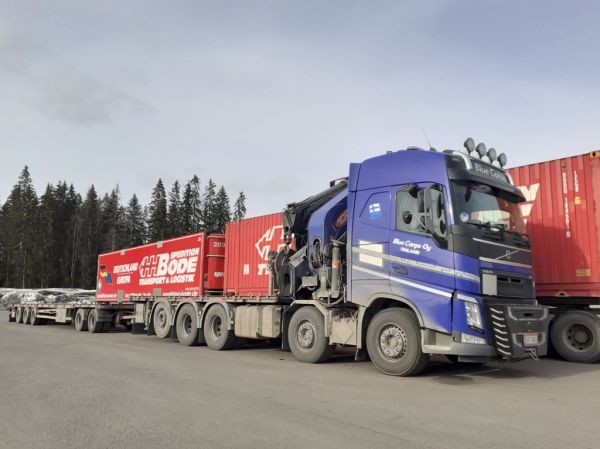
[77,185,101,289]
[99,187,124,253]
[167,181,183,237]
[148,179,168,242]
[202,179,217,233]
[124,194,146,247]
[214,186,231,233]
[182,175,203,234]
[232,191,247,221]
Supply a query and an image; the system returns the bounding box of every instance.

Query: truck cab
[278,143,550,375]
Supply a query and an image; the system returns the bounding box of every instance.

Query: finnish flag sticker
[369,202,382,220]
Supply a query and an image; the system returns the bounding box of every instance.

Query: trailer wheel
[30,309,40,326]
[22,307,31,325]
[74,309,89,332]
[550,311,600,364]
[203,305,236,350]
[366,308,429,376]
[153,303,173,339]
[288,306,333,363]
[176,304,200,346]
[87,309,103,334]
[15,307,23,324]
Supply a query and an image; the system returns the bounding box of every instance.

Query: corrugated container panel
[96,233,207,302]
[509,152,600,297]
[223,213,285,296]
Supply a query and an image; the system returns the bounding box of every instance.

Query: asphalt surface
[0,310,598,449]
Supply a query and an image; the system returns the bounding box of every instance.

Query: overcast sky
[1,1,599,215]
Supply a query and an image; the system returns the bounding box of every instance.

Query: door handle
[392,266,408,275]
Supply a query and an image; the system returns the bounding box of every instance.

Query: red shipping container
[96,233,208,302]
[509,151,600,298]
[224,213,286,296]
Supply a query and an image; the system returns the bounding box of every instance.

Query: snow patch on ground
[0,288,96,308]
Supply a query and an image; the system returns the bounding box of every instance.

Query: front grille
[497,274,534,298]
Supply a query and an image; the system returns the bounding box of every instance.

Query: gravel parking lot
[0,310,598,449]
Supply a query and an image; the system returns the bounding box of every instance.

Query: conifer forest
[0,167,247,289]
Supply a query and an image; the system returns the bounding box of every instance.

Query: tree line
[0,167,247,290]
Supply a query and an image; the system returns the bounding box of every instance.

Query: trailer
[8,139,551,376]
[509,151,600,363]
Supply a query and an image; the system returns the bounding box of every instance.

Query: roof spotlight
[476,142,487,159]
[498,153,507,168]
[487,147,497,163]
[464,137,475,153]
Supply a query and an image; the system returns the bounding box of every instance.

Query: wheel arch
[360,294,425,350]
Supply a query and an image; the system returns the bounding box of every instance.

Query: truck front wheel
[550,311,600,364]
[288,306,333,363]
[366,308,429,376]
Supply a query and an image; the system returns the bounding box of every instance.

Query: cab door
[388,183,454,333]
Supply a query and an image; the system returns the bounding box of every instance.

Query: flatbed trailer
[8,302,135,331]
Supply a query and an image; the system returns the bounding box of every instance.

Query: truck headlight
[464,301,482,329]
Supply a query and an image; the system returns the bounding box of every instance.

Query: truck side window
[359,191,389,229]
[396,188,426,234]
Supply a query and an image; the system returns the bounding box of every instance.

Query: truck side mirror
[424,188,447,243]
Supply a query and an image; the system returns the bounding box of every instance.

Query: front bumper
[484,300,551,359]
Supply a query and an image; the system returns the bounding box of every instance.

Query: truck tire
[366,308,429,376]
[15,307,23,324]
[30,309,40,326]
[87,309,103,334]
[288,306,333,363]
[176,304,200,346]
[203,305,236,350]
[153,303,173,339]
[22,307,31,325]
[74,309,89,332]
[550,311,600,364]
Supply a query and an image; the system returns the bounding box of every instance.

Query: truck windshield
[450,181,525,234]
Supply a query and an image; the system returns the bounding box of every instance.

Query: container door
[388,183,454,333]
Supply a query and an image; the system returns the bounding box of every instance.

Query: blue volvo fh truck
[9,139,551,377]
[272,139,550,375]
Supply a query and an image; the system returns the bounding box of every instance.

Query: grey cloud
[37,72,153,125]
